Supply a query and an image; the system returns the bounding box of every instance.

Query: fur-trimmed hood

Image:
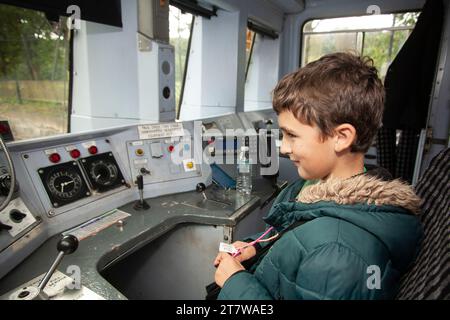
[297,174,422,215]
[263,173,423,273]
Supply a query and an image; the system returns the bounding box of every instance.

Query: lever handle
[196,183,206,193]
[133,175,150,210]
[0,221,12,231]
[57,234,79,255]
[37,235,79,292]
[136,174,144,190]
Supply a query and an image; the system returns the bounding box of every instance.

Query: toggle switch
[133,175,150,211]
[196,182,207,201]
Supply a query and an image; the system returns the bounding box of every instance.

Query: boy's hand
[214,252,245,288]
[214,241,256,266]
[231,241,257,262]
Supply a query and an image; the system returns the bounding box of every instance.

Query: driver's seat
[396,148,449,299]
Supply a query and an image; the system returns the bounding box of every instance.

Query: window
[302,12,420,80]
[0,4,71,141]
[244,27,280,111]
[169,5,193,118]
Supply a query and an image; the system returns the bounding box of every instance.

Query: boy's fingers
[214,252,227,267]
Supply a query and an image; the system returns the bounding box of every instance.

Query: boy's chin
[297,167,323,181]
[297,167,310,180]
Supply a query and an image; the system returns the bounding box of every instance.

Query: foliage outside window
[302,12,420,81]
[169,5,193,116]
[245,29,255,81]
[0,4,71,141]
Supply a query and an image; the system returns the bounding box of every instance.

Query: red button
[88,145,98,155]
[0,124,9,134]
[168,145,175,153]
[70,149,81,159]
[49,153,61,163]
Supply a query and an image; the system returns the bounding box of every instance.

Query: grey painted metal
[0,177,279,300]
[0,121,211,280]
[412,129,427,186]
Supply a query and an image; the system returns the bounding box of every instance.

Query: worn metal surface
[0,178,280,300]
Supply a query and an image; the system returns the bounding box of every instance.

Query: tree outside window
[0,4,71,141]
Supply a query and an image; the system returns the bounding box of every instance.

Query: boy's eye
[285,132,297,138]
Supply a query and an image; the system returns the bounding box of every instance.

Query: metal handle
[37,235,78,291]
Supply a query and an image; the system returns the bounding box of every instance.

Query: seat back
[396,148,449,299]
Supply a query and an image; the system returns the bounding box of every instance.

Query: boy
[213,52,423,299]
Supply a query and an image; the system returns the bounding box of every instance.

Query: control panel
[23,138,128,217]
[201,111,279,177]
[127,135,200,185]
[0,120,213,282]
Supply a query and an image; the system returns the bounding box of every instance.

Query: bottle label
[239,163,250,173]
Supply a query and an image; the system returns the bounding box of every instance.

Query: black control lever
[196,182,207,200]
[11,235,78,300]
[37,235,79,292]
[133,175,150,210]
[0,221,12,231]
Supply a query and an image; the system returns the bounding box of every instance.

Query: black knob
[10,209,26,223]
[56,235,79,255]
[136,175,144,190]
[196,183,206,193]
[0,221,12,231]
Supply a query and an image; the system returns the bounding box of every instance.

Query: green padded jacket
[218,173,423,300]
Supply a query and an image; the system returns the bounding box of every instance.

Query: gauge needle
[61,180,74,193]
[96,174,101,180]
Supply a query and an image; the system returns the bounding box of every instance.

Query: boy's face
[278,110,337,180]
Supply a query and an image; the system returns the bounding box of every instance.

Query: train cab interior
[0,0,448,300]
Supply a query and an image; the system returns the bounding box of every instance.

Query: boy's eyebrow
[279,126,297,134]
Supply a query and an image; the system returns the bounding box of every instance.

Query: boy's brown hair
[273,52,385,153]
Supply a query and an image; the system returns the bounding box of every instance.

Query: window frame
[299,10,421,68]
[176,14,195,120]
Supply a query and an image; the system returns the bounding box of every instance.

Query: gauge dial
[80,152,125,192]
[47,169,84,200]
[89,160,119,187]
[38,162,90,208]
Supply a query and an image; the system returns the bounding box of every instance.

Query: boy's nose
[280,138,291,155]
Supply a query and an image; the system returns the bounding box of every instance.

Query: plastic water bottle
[236,146,252,195]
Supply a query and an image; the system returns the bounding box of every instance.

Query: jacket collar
[297,174,421,215]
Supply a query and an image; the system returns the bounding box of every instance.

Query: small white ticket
[219,242,238,254]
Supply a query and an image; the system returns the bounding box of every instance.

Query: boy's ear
[333,123,357,152]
